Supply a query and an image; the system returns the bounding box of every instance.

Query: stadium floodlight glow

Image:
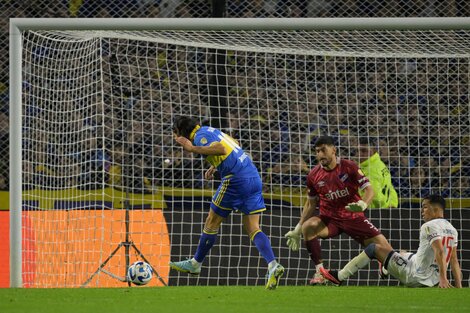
[10,18,470,288]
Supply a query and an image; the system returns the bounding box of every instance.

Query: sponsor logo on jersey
[325,188,350,200]
[426,232,440,241]
[238,153,248,162]
[339,173,348,182]
[442,228,454,235]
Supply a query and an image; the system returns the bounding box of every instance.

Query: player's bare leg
[364,234,392,251]
[364,234,392,279]
[169,209,224,275]
[243,214,284,290]
[302,217,329,285]
[321,242,393,285]
[331,238,391,282]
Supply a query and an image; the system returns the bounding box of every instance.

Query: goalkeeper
[284,136,392,285]
[320,194,462,288]
[169,116,284,290]
[357,137,398,209]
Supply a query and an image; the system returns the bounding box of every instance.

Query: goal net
[13,19,470,287]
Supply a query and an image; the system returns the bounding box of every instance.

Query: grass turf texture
[1,286,469,313]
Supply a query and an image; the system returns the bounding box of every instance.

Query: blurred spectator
[0,0,468,201]
[267,141,309,190]
[108,144,125,190]
[0,174,7,191]
[356,137,398,208]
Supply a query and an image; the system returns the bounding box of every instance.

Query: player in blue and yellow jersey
[169,116,284,290]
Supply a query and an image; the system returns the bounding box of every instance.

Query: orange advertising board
[0,209,170,287]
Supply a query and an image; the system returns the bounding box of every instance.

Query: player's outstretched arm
[361,185,375,207]
[284,197,318,251]
[175,136,227,155]
[450,246,462,288]
[346,185,374,212]
[431,239,453,288]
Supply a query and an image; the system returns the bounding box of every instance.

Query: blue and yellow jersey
[192,126,259,179]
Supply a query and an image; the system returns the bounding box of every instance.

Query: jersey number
[363,219,379,232]
[441,236,454,263]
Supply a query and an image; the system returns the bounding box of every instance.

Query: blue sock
[251,230,276,264]
[194,232,217,263]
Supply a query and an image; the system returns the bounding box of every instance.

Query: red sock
[305,238,322,265]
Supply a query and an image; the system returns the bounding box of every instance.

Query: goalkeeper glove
[345,200,368,212]
[284,223,302,251]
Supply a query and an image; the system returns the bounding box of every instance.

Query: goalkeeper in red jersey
[285,135,392,285]
[169,116,284,290]
[320,194,462,288]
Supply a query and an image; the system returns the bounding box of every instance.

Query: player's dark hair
[423,194,446,210]
[314,135,335,147]
[172,116,199,139]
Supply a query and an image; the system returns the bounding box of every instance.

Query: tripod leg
[131,243,168,286]
[81,242,125,287]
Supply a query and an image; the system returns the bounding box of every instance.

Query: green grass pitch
[1,286,469,313]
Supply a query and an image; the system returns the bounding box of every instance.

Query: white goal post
[10,18,470,288]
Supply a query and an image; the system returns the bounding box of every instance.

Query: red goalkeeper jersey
[306,158,371,219]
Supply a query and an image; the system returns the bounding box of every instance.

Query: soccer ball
[127,261,153,286]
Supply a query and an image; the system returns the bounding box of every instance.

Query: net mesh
[2,0,470,202]
[19,28,470,287]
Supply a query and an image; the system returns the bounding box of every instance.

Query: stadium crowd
[0,1,469,201]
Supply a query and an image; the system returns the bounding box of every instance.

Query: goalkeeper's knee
[364,243,376,259]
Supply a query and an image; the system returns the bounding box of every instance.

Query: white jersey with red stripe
[413,218,458,282]
[387,218,458,287]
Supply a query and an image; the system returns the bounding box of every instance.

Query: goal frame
[9,17,470,287]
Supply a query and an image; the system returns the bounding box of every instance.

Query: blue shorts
[210,175,266,218]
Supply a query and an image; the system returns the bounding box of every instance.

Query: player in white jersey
[320,194,462,288]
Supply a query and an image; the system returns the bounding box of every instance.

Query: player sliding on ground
[169,116,284,290]
[321,194,462,288]
[285,135,392,285]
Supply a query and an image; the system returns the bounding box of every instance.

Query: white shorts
[384,252,437,287]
